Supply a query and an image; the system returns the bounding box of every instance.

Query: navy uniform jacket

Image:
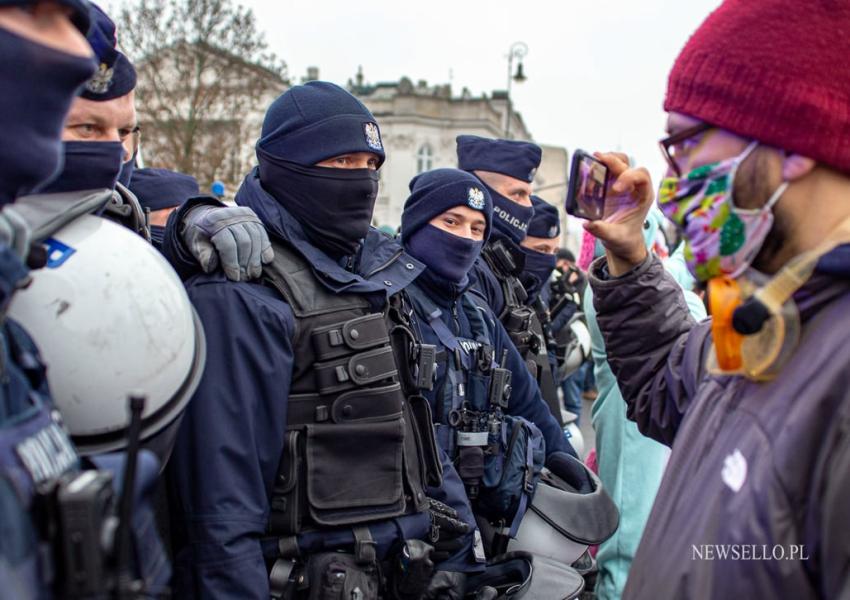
[165,170,478,599]
[407,270,571,460]
[468,255,505,317]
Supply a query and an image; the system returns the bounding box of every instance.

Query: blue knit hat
[401,168,493,243]
[81,3,136,101]
[0,0,90,33]
[456,135,542,183]
[257,81,386,167]
[527,195,561,238]
[129,167,199,211]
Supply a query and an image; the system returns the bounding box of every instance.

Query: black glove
[422,571,467,600]
[427,498,471,563]
[545,451,595,494]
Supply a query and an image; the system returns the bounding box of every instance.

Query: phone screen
[566,151,609,221]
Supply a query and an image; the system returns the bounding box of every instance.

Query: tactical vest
[263,240,436,538]
[481,239,564,427]
[0,319,79,598]
[406,285,544,537]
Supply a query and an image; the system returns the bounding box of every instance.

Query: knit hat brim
[401,169,493,243]
[258,113,386,167]
[664,0,850,173]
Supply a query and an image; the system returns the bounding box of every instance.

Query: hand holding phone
[566,150,609,221]
[580,152,657,277]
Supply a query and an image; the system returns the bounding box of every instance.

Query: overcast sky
[114,0,723,181]
[240,0,723,180]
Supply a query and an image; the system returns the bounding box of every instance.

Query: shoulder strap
[460,291,495,346]
[263,239,370,319]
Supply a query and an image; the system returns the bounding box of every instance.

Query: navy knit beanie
[527,195,561,238]
[129,167,199,211]
[456,135,542,183]
[257,81,386,167]
[401,168,492,244]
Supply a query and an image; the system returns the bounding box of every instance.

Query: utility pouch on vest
[278,386,407,530]
[478,416,545,533]
[304,552,380,600]
[407,394,443,488]
[264,240,431,537]
[489,367,512,410]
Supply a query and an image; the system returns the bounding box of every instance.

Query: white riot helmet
[560,411,585,458]
[507,461,619,567]
[9,192,205,456]
[558,314,591,379]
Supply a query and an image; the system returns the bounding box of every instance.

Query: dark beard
[752,209,788,273]
[732,148,786,273]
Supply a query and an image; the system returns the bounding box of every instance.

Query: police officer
[166,81,475,599]
[457,136,568,432]
[0,2,175,597]
[519,196,561,305]
[0,2,94,595]
[39,2,273,282]
[129,167,200,249]
[398,169,586,556]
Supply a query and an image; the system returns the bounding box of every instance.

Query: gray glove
[423,571,467,600]
[181,205,273,282]
[0,205,31,261]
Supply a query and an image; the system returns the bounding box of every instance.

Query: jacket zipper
[364,248,403,279]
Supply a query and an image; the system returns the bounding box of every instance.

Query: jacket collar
[235,168,424,297]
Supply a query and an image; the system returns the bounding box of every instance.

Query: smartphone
[566,150,609,221]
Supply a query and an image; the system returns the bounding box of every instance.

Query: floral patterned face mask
[658,141,788,282]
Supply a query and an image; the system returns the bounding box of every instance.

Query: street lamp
[505,41,528,139]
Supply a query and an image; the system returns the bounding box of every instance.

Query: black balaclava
[254,82,387,259]
[39,141,124,194]
[257,148,378,259]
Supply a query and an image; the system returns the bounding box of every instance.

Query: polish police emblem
[86,62,114,95]
[364,122,383,150]
[548,225,559,237]
[468,187,486,210]
[528,168,537,181]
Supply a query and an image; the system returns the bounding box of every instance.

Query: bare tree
[119,0,288,188]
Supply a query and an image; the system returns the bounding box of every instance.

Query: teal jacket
[585,241,706,600]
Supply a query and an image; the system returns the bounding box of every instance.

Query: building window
[416,144,433,174]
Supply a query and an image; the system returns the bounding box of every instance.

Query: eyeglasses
[659,122,713,177]
[119,125,141,158]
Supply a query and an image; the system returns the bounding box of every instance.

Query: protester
[585,0,850,597]
[583,213,706,600]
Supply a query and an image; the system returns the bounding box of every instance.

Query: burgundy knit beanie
[665,0,850,173]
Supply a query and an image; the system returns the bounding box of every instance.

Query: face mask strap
[710,214,850,380]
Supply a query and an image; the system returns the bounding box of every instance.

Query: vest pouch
[306,419,406,526]
[269,431,304,535]
[478,416,545,523]
[406,394,443,488]
[305,552,380,600]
